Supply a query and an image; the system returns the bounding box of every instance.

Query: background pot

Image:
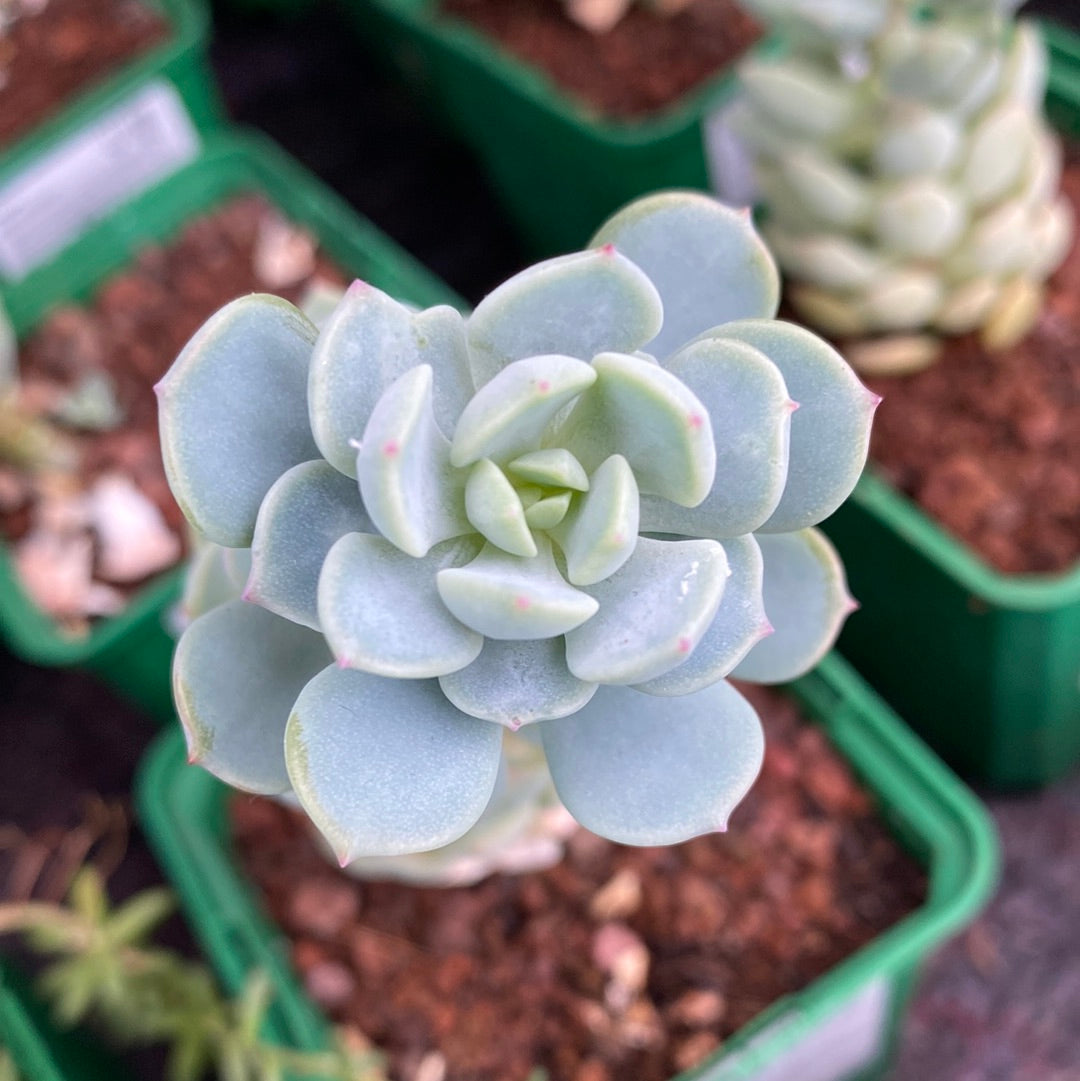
[0,131,461,723]
[0,960,134,1081]
[821,23,1080,791]
[0,0,223,319]
[135,653,999,1081]
[338,0,770,257]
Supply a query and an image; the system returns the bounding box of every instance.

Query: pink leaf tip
[347,278,371,295]
[599,243,616,256]
[787,399,800,414]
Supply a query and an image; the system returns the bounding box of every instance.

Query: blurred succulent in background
[0,867,383,1081]
[560,0,693,35]
[732,0,1073,373]
[159,191,876,869]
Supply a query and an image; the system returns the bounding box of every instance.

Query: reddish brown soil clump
[0,0,170,149]
[438,0,760,119]
[231,683,926,1081]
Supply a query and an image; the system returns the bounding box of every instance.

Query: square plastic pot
[0,0,223,315]
[822,23,1080,790]
[0,962,132,1081]
[0,131,462,723]
[135,652,998,1081]
[339,0,770,256]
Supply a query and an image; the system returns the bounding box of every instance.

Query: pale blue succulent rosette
[158,192,877,865]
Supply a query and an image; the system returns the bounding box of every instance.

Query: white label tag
[701,977,891,1081]
[0,81,200,280]
[702,102,758,210]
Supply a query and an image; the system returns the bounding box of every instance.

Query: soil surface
[438,0,760,119]
[1,195,345,634]
[864,164,1080,577]
[0,0,169,150]
[231,682,926,1081]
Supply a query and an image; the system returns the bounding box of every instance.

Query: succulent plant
[560,0,694,34]
[731,0,1073,372]
[158,191,876,866]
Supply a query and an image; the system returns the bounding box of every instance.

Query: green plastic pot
[823,25,1080,791]
[339,0,770,256]
[0,131,462,723]
[0,0,223,316]
[0,962,132,1081]
[136,652,998,1081]
[0,965,61,1081]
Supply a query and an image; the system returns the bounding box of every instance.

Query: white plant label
[702,102,758,210]
[701,977,892,1081]
[0,81,200,280]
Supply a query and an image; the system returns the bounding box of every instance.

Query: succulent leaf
[732,528,853,683]
[318,532,484,678]
[248,460,374,630]
[437,538,599,640]
[180,543,252,624]
[524,491,574,530]
[285,666,502,863]
[555,351,716,506]
[308,283,473,476]
[450,355,597,467]
[465,459,538,557]
[157,295,319,547]
[565,536,729,685]
[557,454,639,586]
[641,335,792,538]
[356,365,469,557]
[634,534,768,695]
[507,448,590,491]
[439,638,598,728]
[466,249,662,388]
[590,191,780,360]
[704,320,875,533]
[173,601,331,795]
[541,680,764,845]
